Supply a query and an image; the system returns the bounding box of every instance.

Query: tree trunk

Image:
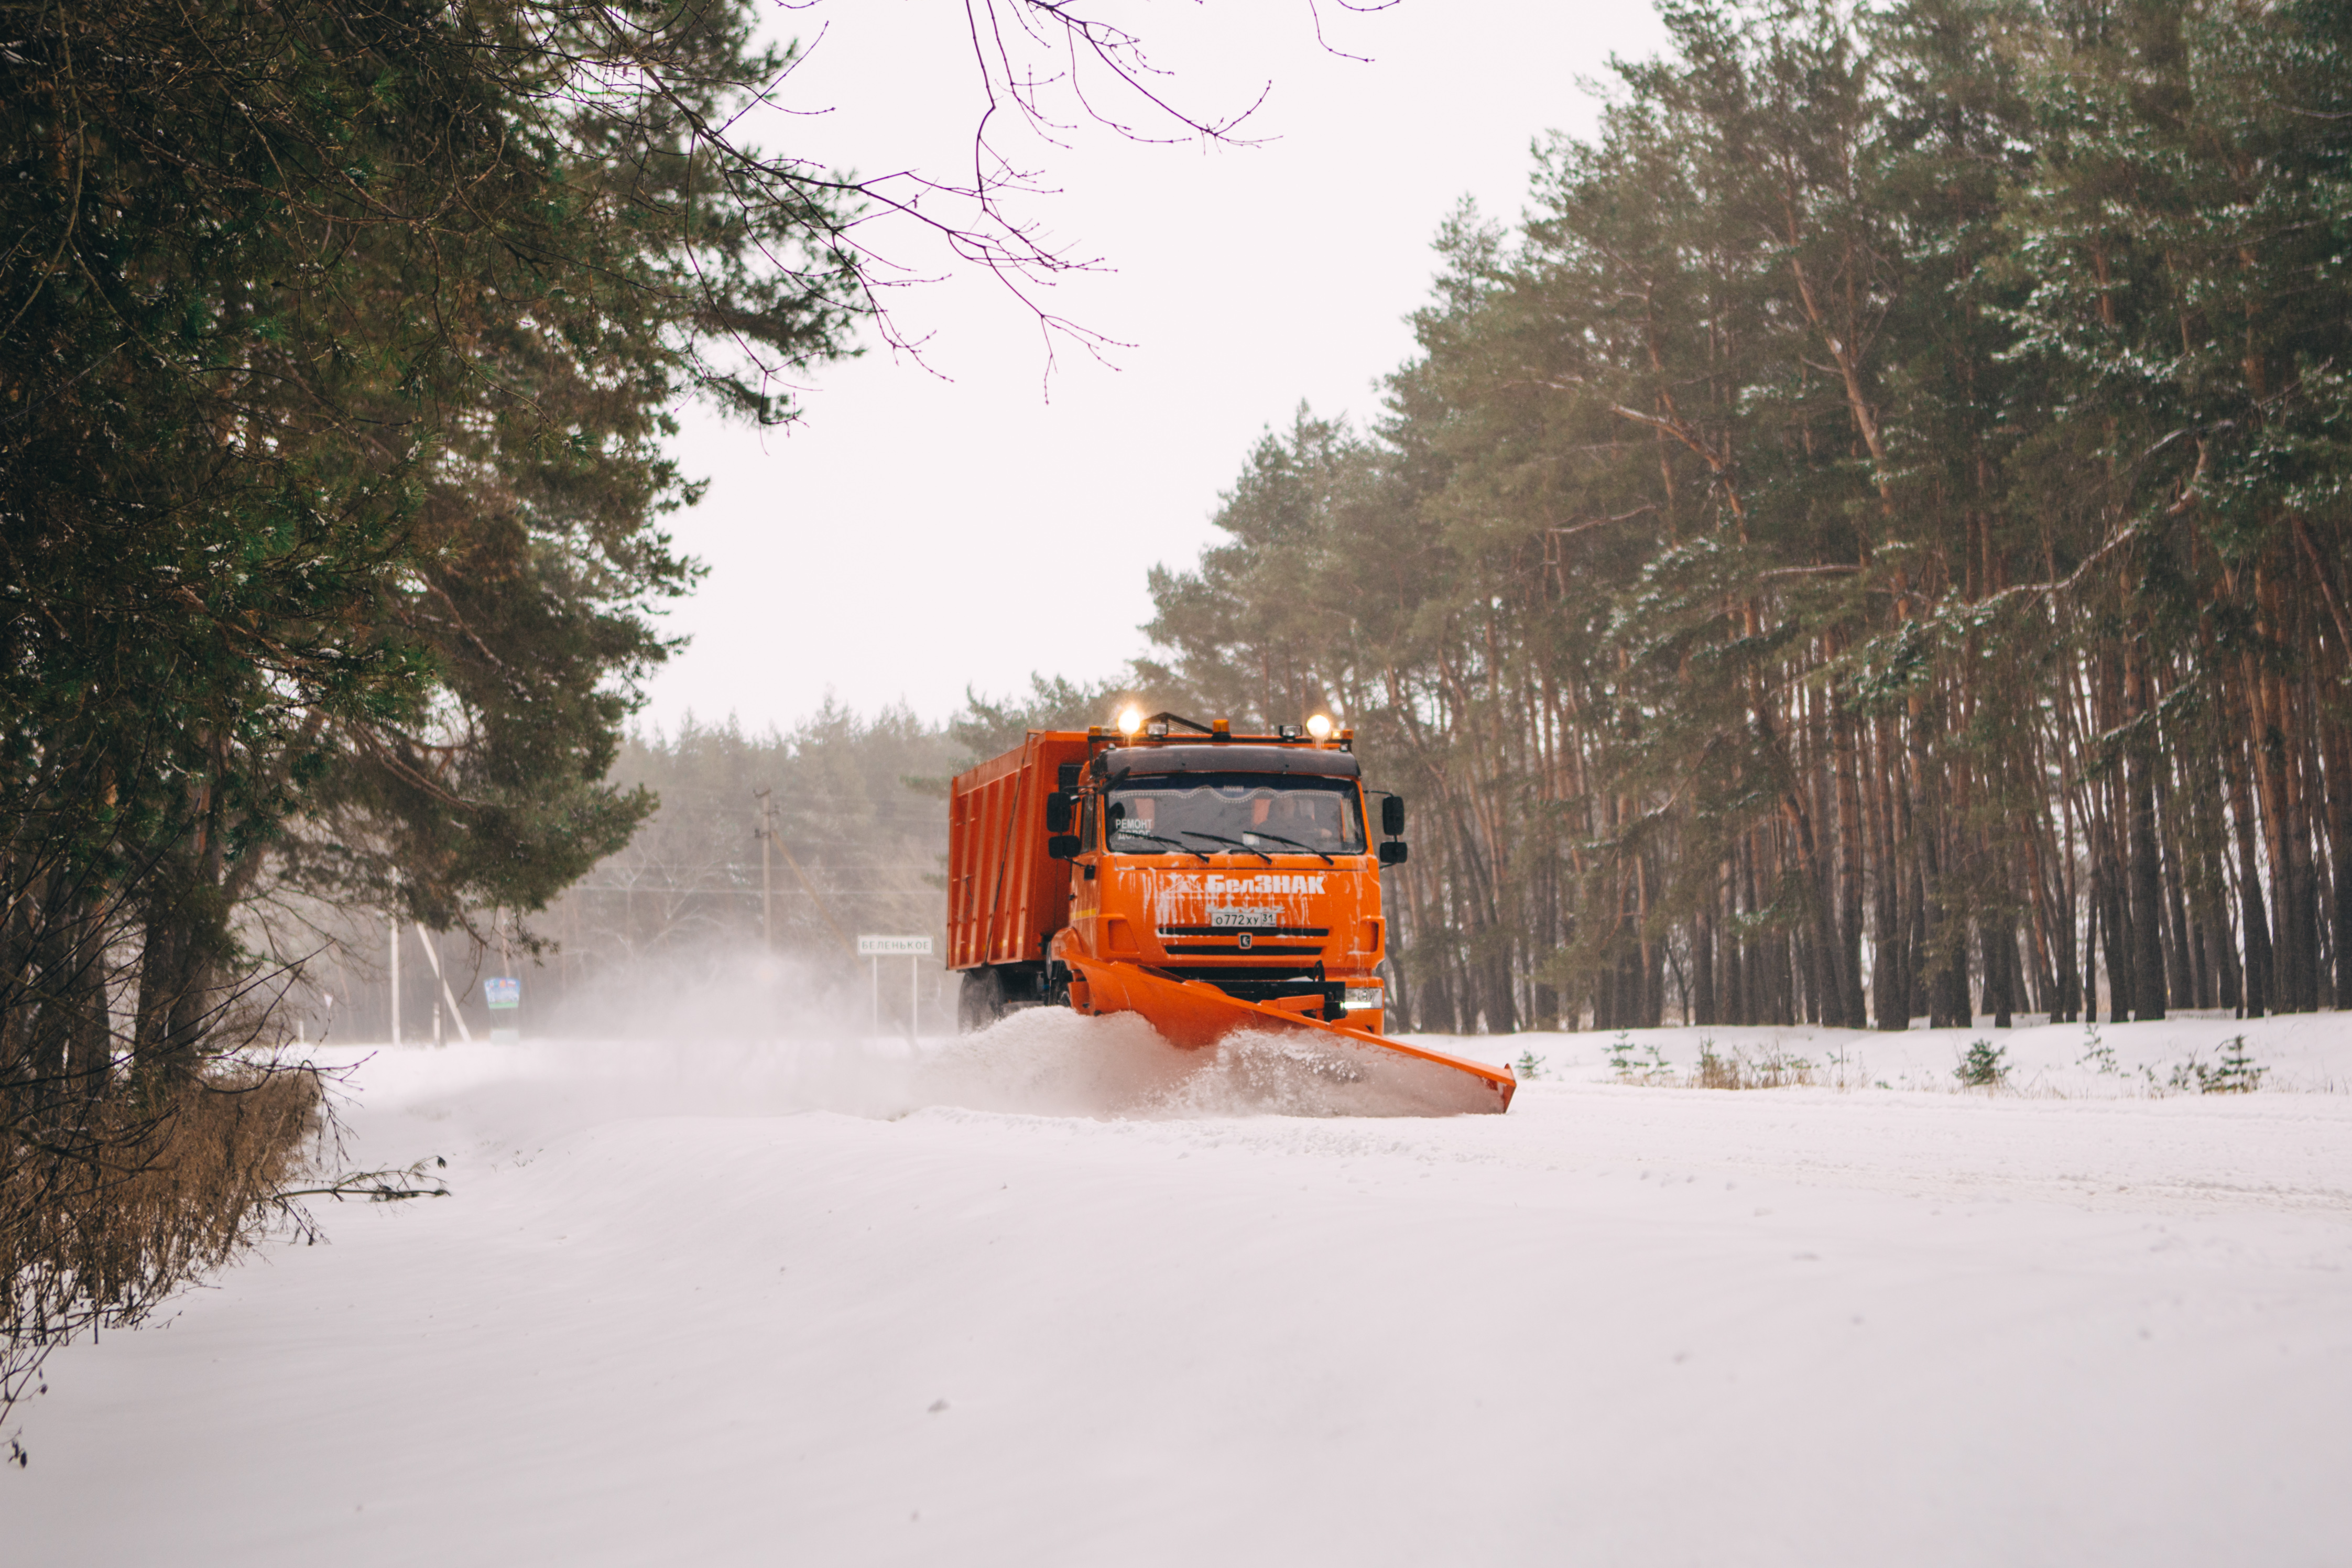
[2226,721,2273,1017]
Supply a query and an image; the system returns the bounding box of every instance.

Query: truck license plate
[1208,906,1279,928]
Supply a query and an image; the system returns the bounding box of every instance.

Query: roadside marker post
[857,935,933,1041]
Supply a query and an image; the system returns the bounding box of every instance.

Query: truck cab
[1057,736,1391,1030]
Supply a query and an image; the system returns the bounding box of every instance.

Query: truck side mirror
[1044,792,1073,833]
[1048,834,1082,860]
[1378,840,1409,866]
[1381,796,1406,837]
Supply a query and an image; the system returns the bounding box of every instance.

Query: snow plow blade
[1069,957,1515,1114]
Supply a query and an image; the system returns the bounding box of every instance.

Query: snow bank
[1477,1009,2351,1095]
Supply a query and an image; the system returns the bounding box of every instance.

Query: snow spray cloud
[535,943,886,1046]
[330,1004,1486,1151]
[905,1009,1498,1119]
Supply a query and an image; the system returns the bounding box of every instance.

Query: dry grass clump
[1606,1033,1823,1090]
[2,1063,323,1440]
[1694,1039,1817,1090]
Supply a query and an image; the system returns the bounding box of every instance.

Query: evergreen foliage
[4,0,868,1087]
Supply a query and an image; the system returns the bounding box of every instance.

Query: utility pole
[389,911,400,1046]
[755,788,776,951]
[759,796,859,962]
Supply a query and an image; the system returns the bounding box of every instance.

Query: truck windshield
[1105,773,1365,856]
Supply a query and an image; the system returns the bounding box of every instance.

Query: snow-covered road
[12,1014,2351,1565]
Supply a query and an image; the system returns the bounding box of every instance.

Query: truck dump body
[947,732,1090,971]
[947,723,1513,1114]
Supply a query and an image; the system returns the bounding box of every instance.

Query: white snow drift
[10,1011,2350,1566]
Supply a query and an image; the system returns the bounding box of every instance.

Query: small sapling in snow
[1955,1038,2008,1088]
[2206,1035,2267,1093]
[2170,1036,2266,1094]
[1605,1031,1636,1080]
[1514,1049,1544,1080]
[2077,1020,2119,1076]
[1606,1033,1674,1084]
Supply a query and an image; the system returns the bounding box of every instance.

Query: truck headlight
[1343,986,1382,1011]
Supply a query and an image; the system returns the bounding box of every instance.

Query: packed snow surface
[13,1012,2352,1565]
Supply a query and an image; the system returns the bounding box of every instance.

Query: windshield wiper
[1177,831,1273,864]
[1110,830,1210,863]
[1242,830,1334,865]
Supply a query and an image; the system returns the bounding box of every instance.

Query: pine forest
[1144,0,2352,1035]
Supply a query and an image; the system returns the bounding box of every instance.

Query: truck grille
[1162,941,1322,956]
[1156,925,1329,938]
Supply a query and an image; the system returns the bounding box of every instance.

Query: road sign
[484,977,520,1009]
[858,937,933,1040]
[857,935,933,956]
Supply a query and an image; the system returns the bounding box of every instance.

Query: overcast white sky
[638,0,1669,737]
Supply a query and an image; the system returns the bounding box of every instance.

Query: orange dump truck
[946,715,1514,1113]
